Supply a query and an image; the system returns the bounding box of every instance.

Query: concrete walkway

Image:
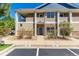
[3,36,79,48]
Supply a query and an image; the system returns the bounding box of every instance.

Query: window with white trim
[47,12,56,18]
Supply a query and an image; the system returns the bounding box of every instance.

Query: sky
[9,3,79,18]
[10,3,42,18]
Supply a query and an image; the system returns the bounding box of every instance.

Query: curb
[0,44,15,56]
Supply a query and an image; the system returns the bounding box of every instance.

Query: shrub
[17,28,33,39]
[59,21,73,38]
[0,35,5,46]
[25,29,33,39]
[17,28,26,39]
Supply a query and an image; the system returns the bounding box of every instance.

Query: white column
[57,12,60,36]
[69,12,72,36]
[44,12,47,36]
[15,12,18,36]
[34,12,37,36]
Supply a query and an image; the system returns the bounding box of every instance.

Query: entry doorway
[37,24,44,35]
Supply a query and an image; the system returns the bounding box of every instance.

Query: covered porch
[15,9,79,39]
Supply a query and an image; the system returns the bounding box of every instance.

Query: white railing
[72,17,79,22]
[37,17,45,23]
[26,17,34,22]
[46,18,55,22]
[59,17,68,22]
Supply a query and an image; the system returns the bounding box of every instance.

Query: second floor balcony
[17,12,76,24]
[26,17,34,22]
[60,17,68,22]
[37,17,45,24]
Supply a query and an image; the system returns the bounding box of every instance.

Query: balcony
[26,17,34,22]
[37,17,56,24]
[72,17,79,22]
[60,17,68,22]
[18,17,34,23]
[46,18,56,23]
[37,17,45,24]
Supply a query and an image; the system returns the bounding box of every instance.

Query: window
[18,15,25,22]
[20,24,22,27]
[47,12,55,18]
[47,27,54,33]
[60,13,65,17]
[37,13,44,17]
[60,13,63,17]
[47,27,50,32]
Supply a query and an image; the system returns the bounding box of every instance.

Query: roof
[16,3,79,12]
[15,3,79,14]
[35,3,79,9]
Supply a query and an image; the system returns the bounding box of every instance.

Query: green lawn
[0,44,12,51]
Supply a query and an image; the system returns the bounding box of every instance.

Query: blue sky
[10,3,42,18]
[10,3,79,18]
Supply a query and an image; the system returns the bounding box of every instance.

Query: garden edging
[0,44,15,55]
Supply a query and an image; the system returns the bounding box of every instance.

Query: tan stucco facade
[15,9,79,39]
[18,23,33,31]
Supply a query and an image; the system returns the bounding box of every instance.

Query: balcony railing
[26,17,34,22]
[72,17,79,22]
[46,18,55,22]
[37,17,45,24]
[60,17,68,22]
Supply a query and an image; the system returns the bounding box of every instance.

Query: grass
[0,44,12,51]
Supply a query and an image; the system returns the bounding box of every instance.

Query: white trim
[35,12,37,36]
[18,22,34,23]
[15,12,18,36]
[45,22,56,24]
[67,49,78,56]
[72,22,79,23]
[17,22,79,24]
[35,3,47,9]
[57,12,60,36]
[69,12,72,36]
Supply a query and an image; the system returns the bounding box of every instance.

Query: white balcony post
[15,12,18,36]
[34,12,37,36]
[57,12,60,36]
[44,12,47,36]
[69,12,72,36]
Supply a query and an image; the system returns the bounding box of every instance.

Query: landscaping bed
[0,44,12,51]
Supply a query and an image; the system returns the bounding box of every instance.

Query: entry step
[37,36,44,40]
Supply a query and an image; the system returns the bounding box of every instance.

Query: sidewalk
[3,36,79,48]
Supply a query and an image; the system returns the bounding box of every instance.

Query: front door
[37,27,44,35]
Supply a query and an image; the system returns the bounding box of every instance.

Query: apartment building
[15,3,79,39]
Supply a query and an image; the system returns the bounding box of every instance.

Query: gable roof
[58,3,77,8]
[35,3,79,9]
[68,3,79,8]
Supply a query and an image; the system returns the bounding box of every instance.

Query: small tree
[25,29,33,39]
[47,26,57,39]
[3,16,15,30]
[0,4,15,36]
[17,28,26,39]
[0,21,5,36]
[59,21,73,38]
